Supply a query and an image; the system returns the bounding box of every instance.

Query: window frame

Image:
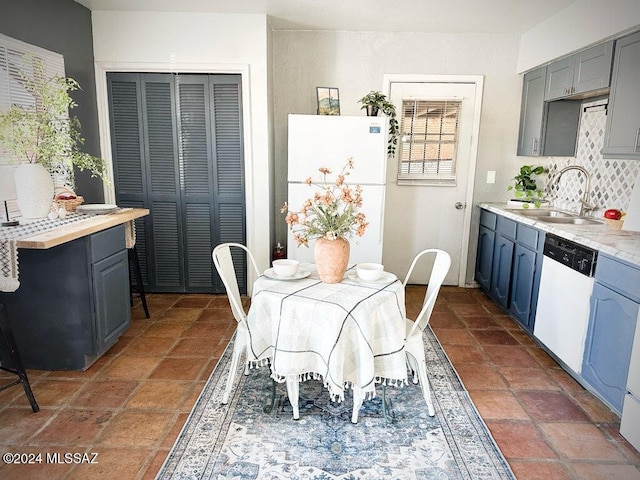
[396,96,463,187]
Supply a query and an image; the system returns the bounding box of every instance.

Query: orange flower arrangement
[282,158,369,246]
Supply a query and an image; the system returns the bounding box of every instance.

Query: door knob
[455,202,465,210]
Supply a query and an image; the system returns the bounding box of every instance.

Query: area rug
[156,327,515,479]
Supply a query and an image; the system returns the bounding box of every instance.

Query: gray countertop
[479,203,640,267]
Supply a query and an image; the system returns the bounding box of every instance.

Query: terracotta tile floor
[0,287,639,479]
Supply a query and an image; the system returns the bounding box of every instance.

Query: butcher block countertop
[16,208,149,249]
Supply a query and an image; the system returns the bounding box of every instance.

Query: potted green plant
[357,91,399,157]
[507,164,546,208]
[0,56,107,218]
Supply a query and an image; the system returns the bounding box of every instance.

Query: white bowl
[272,259,300,277]
[356,263,384,282]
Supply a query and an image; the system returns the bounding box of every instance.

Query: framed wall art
[316,87,340,115]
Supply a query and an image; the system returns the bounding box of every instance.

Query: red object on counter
[604,209,622,220]
[272,242,286,261]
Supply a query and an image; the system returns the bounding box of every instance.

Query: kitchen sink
[507,208,604,225]
[514,209,576,218]
[535,216,603,225]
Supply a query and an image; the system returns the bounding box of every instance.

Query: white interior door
[382,80,480,285]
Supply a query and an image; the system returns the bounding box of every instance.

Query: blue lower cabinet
[0,225,130,371]
[582,282,639,414]
[475,225,495,292]
[92,249,131,354]
[475,208,543,333]
[490,235,514,309]
[509,244,537,330]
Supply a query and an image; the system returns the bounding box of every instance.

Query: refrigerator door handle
[378,188,386,244]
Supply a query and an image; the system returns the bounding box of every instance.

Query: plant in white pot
[507,164,546,208]
[357,91,399,157]
[0,56,106,219]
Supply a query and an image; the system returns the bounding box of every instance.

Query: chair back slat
[212,243,259,325]
[404,249,451,336]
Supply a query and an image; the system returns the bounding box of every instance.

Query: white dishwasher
[533,234,597,374]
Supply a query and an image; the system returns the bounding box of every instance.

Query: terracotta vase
[314,236,350,283]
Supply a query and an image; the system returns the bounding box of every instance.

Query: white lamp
[0,166,19,227]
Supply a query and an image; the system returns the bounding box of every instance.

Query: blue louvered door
[107,73,245,293]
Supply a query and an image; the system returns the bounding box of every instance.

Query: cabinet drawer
[595,254,640,302]
[516,223,539,250]
[496,215,516,239]
[480,209,496,229]
[90,225,126,264]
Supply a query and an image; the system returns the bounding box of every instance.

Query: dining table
[245,263,408,423]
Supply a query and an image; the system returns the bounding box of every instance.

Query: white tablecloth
[246,266,408,402]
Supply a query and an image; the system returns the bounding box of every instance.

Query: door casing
[383,74,484,287]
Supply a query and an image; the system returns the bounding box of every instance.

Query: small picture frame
[316,87,340,115]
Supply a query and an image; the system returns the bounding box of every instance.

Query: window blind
[0,34,65,218]
[0,33,65,164]
[397,98,462,185]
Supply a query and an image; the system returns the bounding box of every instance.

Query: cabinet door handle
[635,127,640,153]
[532,137,539,155]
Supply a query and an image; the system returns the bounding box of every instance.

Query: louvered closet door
[107,73,245,293]
[107,74,153,289]
[208,76,246,292]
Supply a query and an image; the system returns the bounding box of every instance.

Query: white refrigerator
[286,114,387,265]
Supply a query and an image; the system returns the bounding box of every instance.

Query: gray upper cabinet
[602,30,640,159]
[545,56,575,101]
[517,65,581,157]
[517,66,546,156]
[545,40,614,101]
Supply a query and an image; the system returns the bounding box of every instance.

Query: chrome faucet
[546,165,595,216]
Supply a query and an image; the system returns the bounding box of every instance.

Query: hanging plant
[357,91,399,157]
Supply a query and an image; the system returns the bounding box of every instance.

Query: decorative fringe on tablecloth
[248,358,271,369]
[374,376,410,388]
[247,357,408,403]
[124,220,136,249]
[0,239,19,292]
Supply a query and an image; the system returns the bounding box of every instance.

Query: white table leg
[351,386,365,423]
[286,378,300,420]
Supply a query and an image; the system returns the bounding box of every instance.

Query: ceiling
[74,0,577,35]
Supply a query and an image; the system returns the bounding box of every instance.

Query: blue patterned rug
[156,327,515,479]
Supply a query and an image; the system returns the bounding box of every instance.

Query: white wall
[272,31,522,284]
[90,11,272,276]
[518,0,640,72]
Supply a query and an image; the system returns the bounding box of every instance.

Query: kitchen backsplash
[545,98,639,217]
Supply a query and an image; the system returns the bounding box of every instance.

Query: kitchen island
[0,208,148,371]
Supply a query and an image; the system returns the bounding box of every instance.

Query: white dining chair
[212,242,260,404]
[403,249,451,416]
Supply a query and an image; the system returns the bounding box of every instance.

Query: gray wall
[0,0,104,202]
[272,30,523,284]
